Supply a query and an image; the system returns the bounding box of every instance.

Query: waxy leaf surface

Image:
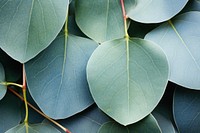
[0,92,21,133]
[173,87,200,133]
[60,105,111,133]
[125,0,188,23]
[5,122,60,133]
[145,12,200,89]
[0,63,6,100]
[25,34,98,119]
[98,115,161,133]
[87,38,169,125]
[75,0,124,43]
[0,0,68,63]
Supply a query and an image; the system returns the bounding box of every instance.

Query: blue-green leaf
[25,34,98,119]
[145,11,200,89]
[5,122,60,133]
[125,0,188,23]
[87,38,169,125]
[182,0,200,12]
[98,115,161,133]
[0,63,6,100]
[0,0,69,63]
[59,105,111,133]
[0,92,21,133]
[153,112,176,133]
[75,0,124,43]
[173,86,200,133]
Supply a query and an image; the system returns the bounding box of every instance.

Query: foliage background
[0,0,200,132]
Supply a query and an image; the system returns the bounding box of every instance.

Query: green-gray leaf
[173,86,200,133]
[75,0,124,43]
[0,92,21,133]
[98,115,161,133]
[5,123,60,133]
[145,11,200,89]
[0,63,6,100]
[87,38,169,125]
[60,105,111,133]
[25,34,98,119]
[0,0,69,63]
[125,0,188,23]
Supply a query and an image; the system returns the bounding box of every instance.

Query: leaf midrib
[168,20,200,71]
[126,38,130,116]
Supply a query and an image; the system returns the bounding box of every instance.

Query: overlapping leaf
[0,0,69,63]
[153,112,176,133]
[25,34,98,119]
[145,11,200,89]
[75,0,124,43]
[0,92,21,133]
[125,0,188,23]
[60,105,111,133]
[5,122,60,133]
[173,87,200,133]
[0,63,6,100]
[98,115,161,133]
[87,38,169,125]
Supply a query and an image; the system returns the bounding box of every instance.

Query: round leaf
[25,34,98,119]
[98,115,161,133]
[153,112,176,133]
[173,86,200,133]
[181,0,200,13]
[87,38,169,125]
[0,0,69,63]
[125,0,188,23]
[5,123,60,133]
[60,105,111,133]
[145,11,200,89]
[75,0,124,43]
[0,63,6,100]
[0,92,21,133]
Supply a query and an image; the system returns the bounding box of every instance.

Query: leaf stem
[64,8,69,36]
[8,88,71,133]
[22,65,29,133]
[120,0,129,39]
[0,82,23,88]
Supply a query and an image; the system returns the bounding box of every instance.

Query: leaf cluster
[0,0,200,132]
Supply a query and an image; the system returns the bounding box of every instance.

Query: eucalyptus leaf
[181,0,200,12]
[0,92,21,133]
[152,82,177,133]
[25,34,98,119]
[153,112,176,133]
[59,105,111,133]
[173,86,200,133]
[0,63,6,100]
[125,0,188,23]
[0,0,69,63]
[145,11,200,89]
[75,0,124,43]
[98,115,161,133]
[87,38,169,125]
[5,122,60,133]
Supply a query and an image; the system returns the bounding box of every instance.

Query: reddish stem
[120,0,127,20]
[120,0,129,37]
